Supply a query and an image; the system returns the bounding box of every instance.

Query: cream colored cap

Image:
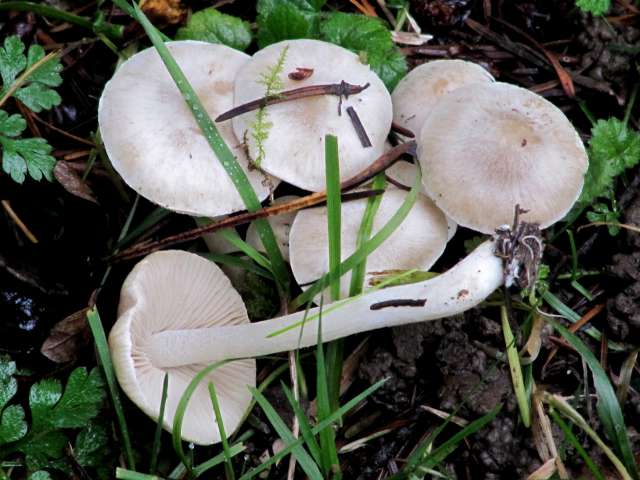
[392,59,494,136]
[231,39,393,192]
[109,250,255,445]
[246,195,299,262]
[99,41,275,217]
[417,82,588,233]
[289,188,448,300]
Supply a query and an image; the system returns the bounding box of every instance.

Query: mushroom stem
[148,240,503,368]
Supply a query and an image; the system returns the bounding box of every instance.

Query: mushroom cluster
[99,41,588,445]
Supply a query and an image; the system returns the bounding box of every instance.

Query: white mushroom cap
[231,39,393,192]
[109,250,255,445]
[289,188,448,301]
[246,195,299,262]
[386,161,457,240]
[99,41,275,217]
[392,59,494,136]
[417,82,588,233]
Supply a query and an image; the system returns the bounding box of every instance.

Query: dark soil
[1,0,639,479]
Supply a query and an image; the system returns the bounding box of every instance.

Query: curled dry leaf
[288,67,314,81]
[41,307,91,363]
[53,161,98,204]
[140,0,186,24]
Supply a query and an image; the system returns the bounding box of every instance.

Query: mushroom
[385,160,457,240]
[110,82,587,445]
[231,39,393,191]
[417,82,588,233]
[245,195,299,262]
[289,188,448,300]
[98,41,276,217]
[392,59,494,137]
[109,250,255,446]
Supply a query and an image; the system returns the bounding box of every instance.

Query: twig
[113,142,415,261]
[216,82,370,122]
[1,200,38,243]
[346,106,372,147]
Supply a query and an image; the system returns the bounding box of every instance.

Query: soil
[1,0,639,479]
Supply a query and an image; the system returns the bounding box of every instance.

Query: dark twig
[346,106,372,147]
[391,122,416,138]
[370,298,427,310]
[216,81,370,122]
[113,142,416,261]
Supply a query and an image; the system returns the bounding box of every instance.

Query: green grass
[87,307,136,469]
[501,304,531,427]
[548,319,639,479]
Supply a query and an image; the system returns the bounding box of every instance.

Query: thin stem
[215,82,370,122]
[0,51,59,109]
[0,2,123,39]
[146,241,504,367]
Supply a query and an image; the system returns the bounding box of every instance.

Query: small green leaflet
[74,420,113,480]
[575,0,610,15]
[576,118,640,207]
[0,363,107,472]
[0,36,62,184]
[175,8,253,51]
[256,0,325,48]
[320,12,407,90]
[0,110,56,183]
[0,36,63,112]
[586,202,621,235]
[0,357,27,445]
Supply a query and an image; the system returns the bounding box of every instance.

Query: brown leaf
[41,308,91,363]
[288,67,314,81]
[54,161,98,204]
[140,0,186,24]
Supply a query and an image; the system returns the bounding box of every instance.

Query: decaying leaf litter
[0,0,639,479]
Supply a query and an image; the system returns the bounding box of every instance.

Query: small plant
[575,0,611,15]
[0,36,62,183]
[250,45,288,167]
[0,357,110,478]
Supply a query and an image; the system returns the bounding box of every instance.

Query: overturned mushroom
[231,39,393,191]
[99,41,275,217]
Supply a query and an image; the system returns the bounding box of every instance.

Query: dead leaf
[140,0,186,24]
[41,308,91,363]
[288,67,314,81]
[54,161,98,204]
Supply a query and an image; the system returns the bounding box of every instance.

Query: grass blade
[315,315,341,477]
[325,134,342,302]
[290,170,422,310]
[192,443,246,477]
[250,387,324,480]
[549,409,605,480]
[87,307,136,470]
[171,361,228,470]
[215,228,272,273]
[324,134,345,415]
[281,382,322,465]
[501,305,531,427]
[349,173,386,296]
[150,373,169,474]
[239,379,386,480]
[132,4,289,294]
[208,382,235,480]
[545,393,633,480]
[116,468,163,480]
[547,320,639,479]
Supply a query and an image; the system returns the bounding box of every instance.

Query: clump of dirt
[606,194,640,343]
[469,415,541,479]
[577,7,640,87]
[410,0,473,27]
